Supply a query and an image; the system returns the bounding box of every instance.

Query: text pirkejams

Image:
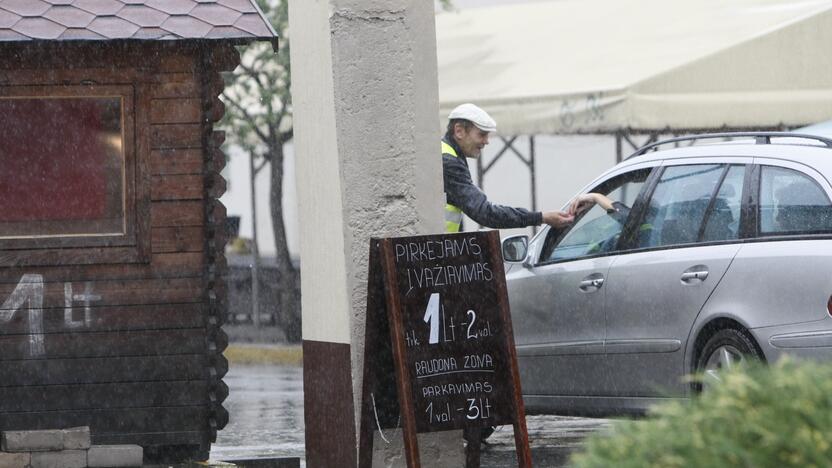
[394,235,482,263]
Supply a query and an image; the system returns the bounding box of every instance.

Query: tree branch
[221,90,272,144]
[279,128,293,146]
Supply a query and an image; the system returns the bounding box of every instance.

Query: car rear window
[759,166,832,235]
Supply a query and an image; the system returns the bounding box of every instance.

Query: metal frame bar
[476,136,538,233]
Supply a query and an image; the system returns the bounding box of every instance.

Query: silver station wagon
[502,132,832,416]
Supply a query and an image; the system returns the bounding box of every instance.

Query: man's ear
[452,122,465,139]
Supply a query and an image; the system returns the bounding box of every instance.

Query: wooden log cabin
[0,0,276,461]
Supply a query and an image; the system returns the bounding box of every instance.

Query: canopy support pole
[529,135,537,235]
[476,136,537,232]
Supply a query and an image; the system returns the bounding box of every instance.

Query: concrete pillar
[289,0,445,467]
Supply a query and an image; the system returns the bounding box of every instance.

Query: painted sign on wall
[0,274,99,357]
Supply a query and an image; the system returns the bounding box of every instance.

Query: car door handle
[681,266,709,284]
[579,275,604,292]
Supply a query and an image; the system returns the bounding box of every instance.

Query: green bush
[571,358,832,468]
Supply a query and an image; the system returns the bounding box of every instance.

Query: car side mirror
[502,235,529,263]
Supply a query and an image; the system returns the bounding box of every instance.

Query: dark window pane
[759,166,832,235]
[0,97,124,238]
[702,165,744,242]
[638,164,723,248]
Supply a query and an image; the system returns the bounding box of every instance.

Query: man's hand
[542,211,574,228]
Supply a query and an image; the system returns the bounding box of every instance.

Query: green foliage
[221,0,291,159]
[572,358,832,468]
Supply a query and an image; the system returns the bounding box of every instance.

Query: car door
[711,160,832,332]
[602,160,751,397]
[507,166,652,398]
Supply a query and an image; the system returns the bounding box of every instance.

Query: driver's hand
[542,211,574,228]
[568,194,597,216]
[569,193,615,215]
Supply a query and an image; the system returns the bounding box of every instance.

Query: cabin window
[0,85,146,264]
[0,96,124,236]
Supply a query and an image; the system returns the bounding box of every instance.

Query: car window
[540,168,650,263]
[637,164,724,249]
[701,165,744,242]
[759,166,832,235]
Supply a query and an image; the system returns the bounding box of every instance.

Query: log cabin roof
[0,0,276,42]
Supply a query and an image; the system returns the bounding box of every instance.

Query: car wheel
[695,328,764,391]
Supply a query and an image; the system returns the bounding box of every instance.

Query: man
[442,103,576,233]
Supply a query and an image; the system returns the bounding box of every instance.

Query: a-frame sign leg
[487,233,532,468]
[464,427,482,468]
[513,419,532,467]
[380,238,422,468]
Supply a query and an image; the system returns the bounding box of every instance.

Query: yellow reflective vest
[442,141,463,232]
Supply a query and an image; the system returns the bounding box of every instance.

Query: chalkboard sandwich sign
[359,231,531,468]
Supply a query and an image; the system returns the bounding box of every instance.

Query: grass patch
[224,344,302,366]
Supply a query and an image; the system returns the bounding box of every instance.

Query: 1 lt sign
[0,273,100,357]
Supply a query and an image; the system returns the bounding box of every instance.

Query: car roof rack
[628,132,832,159]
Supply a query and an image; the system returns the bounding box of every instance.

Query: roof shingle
[2,0,50,17]
[161,15,211,38]
[232,13,271,37]
[87,15,139,38]
[130,26,170,40]
[144,0,195,16]
[117,5,167,27]
[43,5,94,28]
[0,28,25,40]
[0,10,19,28]
[0,0,275,42]
[73,0,123,16]
[12,17,64,39]
[190,4,241,27]
[217,0,256,13]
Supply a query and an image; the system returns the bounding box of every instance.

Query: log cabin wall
[0,40,238,459]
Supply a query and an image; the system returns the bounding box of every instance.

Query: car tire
[694,328,764,392]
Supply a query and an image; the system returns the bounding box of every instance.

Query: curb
[224,344,302,366]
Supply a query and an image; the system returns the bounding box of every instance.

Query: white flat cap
[448,103,497,132]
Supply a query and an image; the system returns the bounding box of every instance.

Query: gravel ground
[481,416,612,467]
[212,360,613,467]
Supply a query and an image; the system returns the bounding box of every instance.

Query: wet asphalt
[210,364,611,467]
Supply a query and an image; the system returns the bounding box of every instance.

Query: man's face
[453,123,490,158]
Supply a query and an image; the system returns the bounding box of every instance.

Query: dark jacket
[442,136,542,229]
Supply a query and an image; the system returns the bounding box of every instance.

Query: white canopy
[436,0,832,135]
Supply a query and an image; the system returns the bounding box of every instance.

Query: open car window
[539,168,651,264]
